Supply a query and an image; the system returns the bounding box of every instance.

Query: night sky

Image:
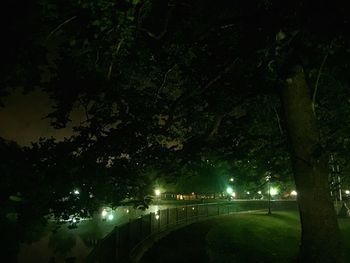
[0,89,85,145]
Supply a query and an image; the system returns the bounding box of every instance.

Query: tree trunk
[280,65,342,262]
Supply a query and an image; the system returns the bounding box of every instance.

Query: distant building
[161,192,177,200]
[160,192,224,200]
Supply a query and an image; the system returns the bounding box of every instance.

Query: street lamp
[226,187,234,200]
[226,186,233,195]
[154,189,161,196]
[101,209,108,218]
[154,189,162,204]
[266,175,272,215]
[329,154,342,204]
[270,187,278,197]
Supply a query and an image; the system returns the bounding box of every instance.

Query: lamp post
[329,154,342,205]
[266,175,272,215]
[154,189,161,204]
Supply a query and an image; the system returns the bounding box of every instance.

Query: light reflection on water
[17,205,172,263]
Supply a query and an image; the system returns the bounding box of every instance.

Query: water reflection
[17,205,172,262]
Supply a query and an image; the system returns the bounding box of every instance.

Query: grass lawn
[141,211,350,263]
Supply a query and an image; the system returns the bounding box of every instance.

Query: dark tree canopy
[2,0,350,261]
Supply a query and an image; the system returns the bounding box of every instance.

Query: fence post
[115,227,120,261]
[157,210,160,232]
[140,215,143,239]
[150,212,153,234]
[176,207,178,224]
[166,208,169,228]
[128,219,132,254]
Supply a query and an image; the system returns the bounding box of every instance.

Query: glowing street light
[258,191,262,195]
[154,189,161,196]
[291,190,298,196]
[107,214,114,221]
[73,189,80,195]
[101,209,108,218]
[345,190,350,195]
[229,177,234,182]
[270,187,279,196]
[226,187,233,195]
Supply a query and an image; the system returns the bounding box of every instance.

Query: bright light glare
[154,189,161,196]
[231,192,236,198]
[258,191,262,194]
[226,187,233,194]
[73,189,80,195]
[246,191,250,195]
[126,209,129,213]
[270,187,278,196]
[155,214,160,220]
[345,190,350,195]
[291,190,298,196]
[107,214,114,220]
[101,209,108,217]
[230,177,234,182]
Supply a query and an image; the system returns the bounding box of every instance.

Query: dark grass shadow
[140,220,215,263]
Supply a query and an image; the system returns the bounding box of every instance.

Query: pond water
[17,205,170,263]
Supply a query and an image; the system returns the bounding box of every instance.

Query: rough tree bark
[280,65,342,262]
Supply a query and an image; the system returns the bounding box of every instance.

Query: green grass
[206,211,301,263]
[141,211,350,263]
[339,218,350,260]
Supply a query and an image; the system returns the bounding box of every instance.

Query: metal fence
[87,200,297,262]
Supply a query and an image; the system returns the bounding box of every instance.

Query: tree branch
[164,59,238,129]
[154,65,176,103]
[274,107,283,135]
[312,52,329,113]
[46,16,77,40]
[207,114,224,140]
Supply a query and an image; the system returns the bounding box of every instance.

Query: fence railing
[87,200,297,262]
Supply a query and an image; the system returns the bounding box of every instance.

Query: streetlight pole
[266,175,272,215]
